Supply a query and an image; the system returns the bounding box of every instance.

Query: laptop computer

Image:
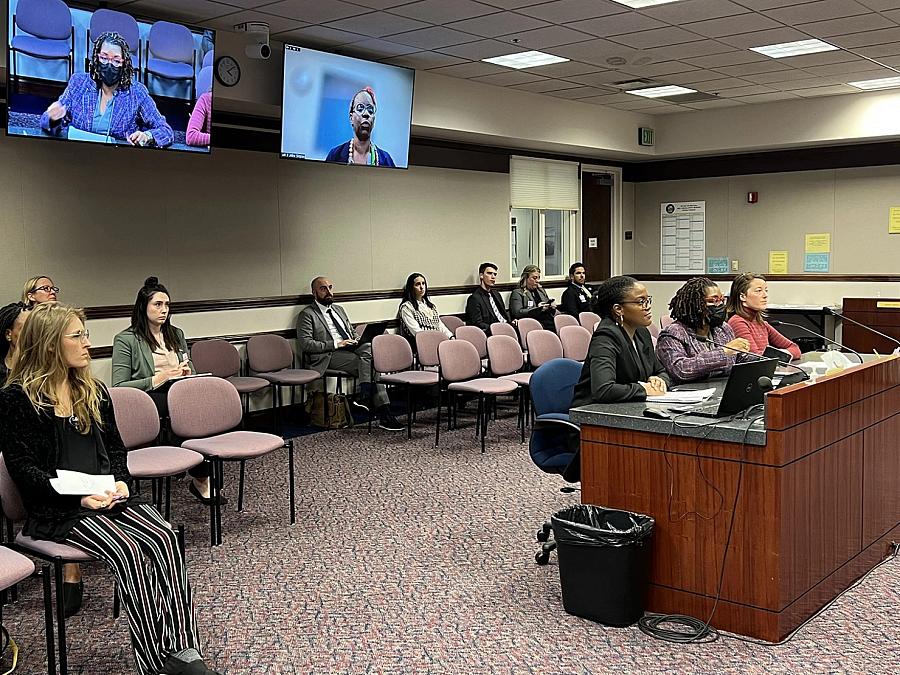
[356,320,389,345]
[683,358,779,418]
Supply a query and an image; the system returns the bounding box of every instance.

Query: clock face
[215,56,240,87]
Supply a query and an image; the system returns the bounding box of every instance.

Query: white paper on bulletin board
[660,201,705,274]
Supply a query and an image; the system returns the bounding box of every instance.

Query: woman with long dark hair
[656,277,751,383]
[112,277,219,505]
[0,303,220,675]
[398,273,453,340]
[572,276,670,406]
[0,302,28,382]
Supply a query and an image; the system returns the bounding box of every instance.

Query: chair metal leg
[207,458,216,547]
[481,395,489,454]
[165,476,172,522]
[238,460,246,512]
[475,395,483,438]
[216,459,224,546]
[434,388,442,447]
[406,386,413,439]
[113,581,120,619]
[40,564,55,675]
[287,439,296,525]
[54,560,68,675]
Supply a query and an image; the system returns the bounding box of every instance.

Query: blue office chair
[528,358,583,565]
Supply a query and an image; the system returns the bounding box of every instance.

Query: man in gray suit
[296,276,403,431]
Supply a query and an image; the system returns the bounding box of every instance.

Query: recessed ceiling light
[750,39,838,59]
[611,0,686,8]
[628,85,697,98]
[482,50,569,69]
[848,76,900,90]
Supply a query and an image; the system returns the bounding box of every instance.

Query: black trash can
[551,504,654,627]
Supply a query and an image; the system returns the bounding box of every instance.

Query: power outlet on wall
[731,259,739,271]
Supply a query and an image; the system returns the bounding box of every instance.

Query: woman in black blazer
[572,276,671,406]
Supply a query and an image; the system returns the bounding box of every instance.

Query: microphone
[698,334,811,382]
[757,376,775,392]
[824,307,900,352]
[768,320,863,364]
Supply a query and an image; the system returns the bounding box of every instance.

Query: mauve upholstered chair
[660,315,674,330]
[554,313,579,334]
[191,339,268,418]
[526,330,564,368]
[439,315,464,336]
[579,311,601,332]
[0,455,105,675]
[515,317,543,352]
[10,0,74,81]
[370,334,438,438]
[145,21,195,99]
[88,8,141,72]
[486,335,532,443]
[436,339,517,453]
[0,548,53,674]
[415,330,448,370]
[167,377,295,546]
[559,325,592,362]
[246,334,318,434]
[108,387,204,521]
[490,322,517,340]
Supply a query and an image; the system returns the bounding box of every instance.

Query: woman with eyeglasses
[572,276,671,406]
[726,273,801,359]
[112,278,221,507]
[22,275,59,307]
[0,303,221,675]
[656,277,753,384]
[40,32,173,148]
[324,86,396,166]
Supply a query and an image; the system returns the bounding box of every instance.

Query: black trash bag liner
[551,504,654,548]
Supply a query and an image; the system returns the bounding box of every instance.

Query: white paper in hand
[49,470,116,496]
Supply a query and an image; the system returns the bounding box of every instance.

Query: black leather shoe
[188,481,229,506]
[62,580,83,618]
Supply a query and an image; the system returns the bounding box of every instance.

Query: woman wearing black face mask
[41,32,174,148]
[656,277,753,384]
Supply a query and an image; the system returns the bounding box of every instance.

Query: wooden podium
[578,357,900,641]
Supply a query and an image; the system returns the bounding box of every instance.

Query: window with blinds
[509,156,579,211]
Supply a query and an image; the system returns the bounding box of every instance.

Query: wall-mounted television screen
[6,0,215,153]
[281,44,414,168]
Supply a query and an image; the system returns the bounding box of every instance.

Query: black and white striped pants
[64,503,201,675]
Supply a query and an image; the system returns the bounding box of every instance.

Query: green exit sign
[639,127,654,146]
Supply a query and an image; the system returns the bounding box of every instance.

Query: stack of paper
[646,387,716,404]
[49,470,115,496]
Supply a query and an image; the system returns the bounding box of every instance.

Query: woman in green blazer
[112,277,220,506]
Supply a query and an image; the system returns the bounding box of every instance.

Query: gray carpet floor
[4,413,899,674]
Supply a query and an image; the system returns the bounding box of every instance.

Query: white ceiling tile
[640,0,750,24]
[446,13,550,38]
[389,25,482,48]
[277,24,367,46]
[261,0,369,23]
[437,39,527,60]
[616,61,699,78]
[609,98,671,110]
[607,26,706,50]
[648,39,736,60]
[762,0,871,25]
[742,68,833,84]
[884,9,900,24]
[856,0,900,9]
[426,62,508,78]
[693,76,755,90]
[681,13,783,39]
[778,50,865,67]
[512,78,589,92]
[643,104,693,115]
[685,50,769,68]
[470,70,546,86]
[734,92,802,103]
[522,60,601,77]
[515,0,629,23]
[206,10,306,34]
[663,69,733,85]
[796,14,895,38]
[830,27,900,49]
[719,27,810,49]
[793,84,860,97]
[680,99,746,109]
[203,1,280,8]
[551,38,650,67]
[548,85,615,98]
[715,61,798,76]
[340,0,421,8]
[767,77,841,91]
[388,0,499,23]
[802,59,890,75]
[574,13,668,39]
[382,51,467,69]
[734,0,820,9]
[565,70,644,86]
[478,0,553,6]
[325,12,430,38]
[497,25,596,49]
[853,42,900,58]
[577,92,638,104]
[342,38,421,58]
[708,83,775,96]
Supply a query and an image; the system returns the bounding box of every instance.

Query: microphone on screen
[768,320,863,364]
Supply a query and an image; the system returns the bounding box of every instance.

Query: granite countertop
[569,379,768,446]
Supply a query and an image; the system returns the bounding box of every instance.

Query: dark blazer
[0,385,133,541]
[465,287,510,334]
[572,317,672,406]
[296,303,359,374]
[560,282,594,317]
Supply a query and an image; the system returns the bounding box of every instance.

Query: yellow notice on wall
[804,233,831,253]
[890,207,900,234]
[768,251,788,274]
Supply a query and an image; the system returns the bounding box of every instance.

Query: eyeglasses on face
[353,103,376,115]
[32,285,60,294]
[621,297,653,309]
[98,54,124,67]
[64,329,90,342]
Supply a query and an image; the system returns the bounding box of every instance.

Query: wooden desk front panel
[863,413,900,548]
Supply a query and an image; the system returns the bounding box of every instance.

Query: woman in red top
[726,273,801,360]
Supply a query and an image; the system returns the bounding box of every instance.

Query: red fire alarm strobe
[747,191,758,203]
